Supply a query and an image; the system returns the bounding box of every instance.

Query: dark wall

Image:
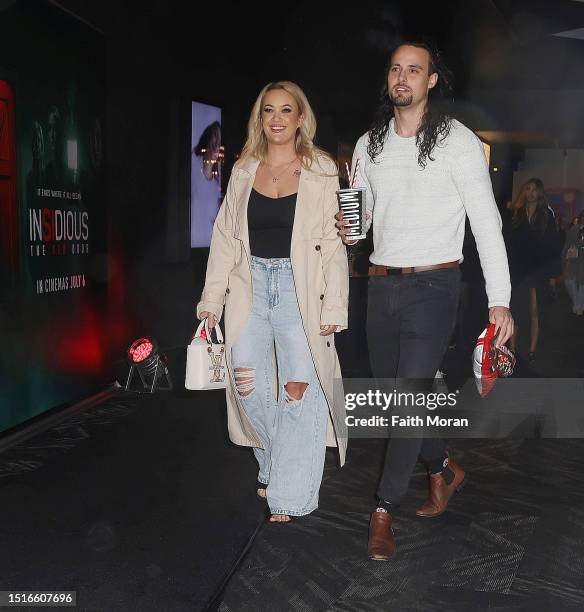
[70,1,394,355]
[23,0,584,391]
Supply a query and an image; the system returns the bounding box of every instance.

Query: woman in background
[563,212,584,315]
[507,178,561,361]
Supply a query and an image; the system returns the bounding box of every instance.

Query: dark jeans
[367,267,461,505]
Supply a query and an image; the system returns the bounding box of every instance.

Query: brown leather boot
[367,511,396,561]
[415,459,467,518]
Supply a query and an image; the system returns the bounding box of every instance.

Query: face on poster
[191,101,222,248]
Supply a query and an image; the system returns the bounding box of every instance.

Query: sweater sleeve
[451,133,511,308]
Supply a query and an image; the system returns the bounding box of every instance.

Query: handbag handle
[193,317,224,344]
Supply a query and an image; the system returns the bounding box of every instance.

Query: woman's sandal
[257,483,301,523]
[256,481,268,501]
[266,511,295,524]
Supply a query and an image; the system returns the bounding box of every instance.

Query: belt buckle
[386,266,403,276]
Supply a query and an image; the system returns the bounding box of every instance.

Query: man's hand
[488,306,514,347]
[334,210,357,246]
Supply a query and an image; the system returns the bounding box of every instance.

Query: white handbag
[185,318,227,390]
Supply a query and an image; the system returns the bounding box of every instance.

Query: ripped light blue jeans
[232,256,328,516]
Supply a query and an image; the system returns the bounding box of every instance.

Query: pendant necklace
[265,158,298,183]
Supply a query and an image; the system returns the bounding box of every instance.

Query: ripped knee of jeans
[234,367,255,397]
[284,381,308,403]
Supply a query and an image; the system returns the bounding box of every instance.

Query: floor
[2,282,583,612]
[0,373,264,612]
[217,287,584,612]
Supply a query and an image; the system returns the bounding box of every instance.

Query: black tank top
[248,188,297,258]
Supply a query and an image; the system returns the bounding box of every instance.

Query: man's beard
[389,92,413,107]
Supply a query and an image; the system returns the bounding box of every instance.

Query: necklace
[265,158,298,183]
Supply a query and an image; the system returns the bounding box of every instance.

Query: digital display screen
[190,101,222,248]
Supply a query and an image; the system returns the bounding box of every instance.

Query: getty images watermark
[345,388,468,429]
[332,378,584,439]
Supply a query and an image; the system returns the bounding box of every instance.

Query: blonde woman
[197,81,348,522]
[508,178,561,360]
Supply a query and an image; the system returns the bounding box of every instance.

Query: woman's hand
[320,325,338,336]
[199,311,217,328]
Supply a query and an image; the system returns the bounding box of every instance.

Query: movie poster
[0,1,106,432]
[23,83,102,298]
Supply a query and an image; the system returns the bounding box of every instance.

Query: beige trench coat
[196,154,349,465]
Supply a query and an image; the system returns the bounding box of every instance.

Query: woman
[197,81,348,522]
[563,212,584,315]
[507,178,561,361]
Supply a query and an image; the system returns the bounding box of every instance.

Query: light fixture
[125,337,173,393]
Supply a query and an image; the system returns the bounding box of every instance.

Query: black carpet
[2,285,583,611]
[218,438,584,612]
[0,381,265,612]
[217,288,584,612]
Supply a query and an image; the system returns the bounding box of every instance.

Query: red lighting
[129,338,154,363]
[50,303,106,374]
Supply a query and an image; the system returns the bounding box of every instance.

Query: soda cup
[336,187,366,241]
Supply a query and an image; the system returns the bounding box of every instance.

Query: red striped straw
[345,162,351,184]
[350,158,361,188]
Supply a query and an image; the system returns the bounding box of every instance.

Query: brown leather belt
[374,260,459,275]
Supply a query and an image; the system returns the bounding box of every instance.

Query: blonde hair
[511,178,547,228]
[239,81,334,174]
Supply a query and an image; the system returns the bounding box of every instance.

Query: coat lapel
[232,157,324,258]
[232,158,259,258]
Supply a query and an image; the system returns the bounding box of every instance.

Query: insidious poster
[23,83,101,298]
[0,1,106,432]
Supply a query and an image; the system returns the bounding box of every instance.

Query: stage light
[125,337,173,393]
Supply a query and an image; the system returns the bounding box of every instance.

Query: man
[336,41,514,560]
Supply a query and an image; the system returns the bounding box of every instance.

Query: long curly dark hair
[367,40,454,168]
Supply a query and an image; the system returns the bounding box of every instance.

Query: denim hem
[268,505,317,517]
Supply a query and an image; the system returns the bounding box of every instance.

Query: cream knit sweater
[352,118,511,307]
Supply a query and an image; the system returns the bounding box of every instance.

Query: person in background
[507,178,561,361]
[197,81,348,523]
[563,212,584,315]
